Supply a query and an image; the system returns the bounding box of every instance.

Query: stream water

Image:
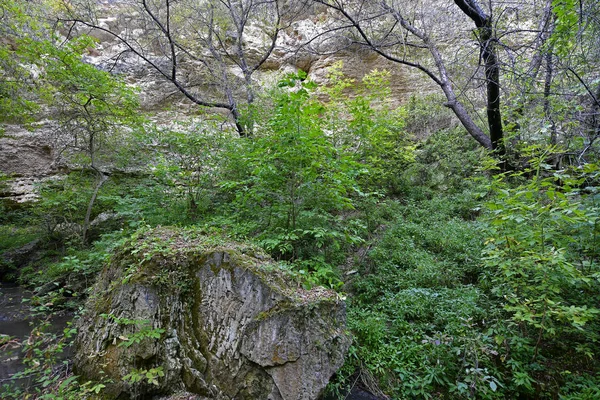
[0,282,72,391]
[0,282,32,386]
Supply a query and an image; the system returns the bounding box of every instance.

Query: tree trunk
[543,52,557,145]
[480,25,504,155]
[454,0,505,158]
[82,171,108,245]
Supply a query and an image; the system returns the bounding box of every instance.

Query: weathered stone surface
[0,3,434,205]
[0,123,69,202]
[0,123,66,175]
[0,239,42,270]
[74,227,350,400]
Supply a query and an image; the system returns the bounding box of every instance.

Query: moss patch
[100,226,340,305]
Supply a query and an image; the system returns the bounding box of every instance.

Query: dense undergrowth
[2,69,600,399]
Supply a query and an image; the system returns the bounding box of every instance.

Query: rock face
[0,5,432,203]
[0,124,66,203]
[74,227,350,400]
[0,239,42,280]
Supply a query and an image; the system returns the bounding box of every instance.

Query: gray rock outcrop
[74,227,350,400]
[0,123,66,203]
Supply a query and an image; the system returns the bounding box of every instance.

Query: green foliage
[550,0,579,56]
[482,153,600,396]
[4,14,599,397]
[1,0,140,133]
[0,0,45,125]
[0,320,107,400]
[33,175,94,239]
[122,367,165,387]
[327,126,490,398]
[147,119,234,219]
[28,171,164,248]
[221,72,362,268]
[46,37,142,168]
[0,223,39,280]
[101,314,165,349]
[0,224,38,253]
[109,175,192,228]
[32,173,124,242]
[98,314,166,389]
[403,94,457,139]
[560,373,600,399]
[333,133,600,399]
[403,127,485,197]
[338,191,491,399]
[321,63,416,194]
[1,0,142,251]
[291,256,344,290]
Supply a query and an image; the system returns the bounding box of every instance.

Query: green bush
[481,156,600,397]
[220,72,362,268]
[402,127,485,197]
[321,64,416,195]
[334,185,494,399]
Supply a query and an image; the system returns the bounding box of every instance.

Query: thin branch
[59,18,233,110]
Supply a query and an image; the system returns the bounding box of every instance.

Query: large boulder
[74,227,350,400]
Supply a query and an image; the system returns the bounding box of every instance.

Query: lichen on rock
[74,227,350,400]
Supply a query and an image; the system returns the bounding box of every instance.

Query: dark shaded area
[324,386,386,400]
[0,283,72,386]
[0,283,32,384]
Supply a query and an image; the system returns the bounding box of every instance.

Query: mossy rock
[74,226,350,400]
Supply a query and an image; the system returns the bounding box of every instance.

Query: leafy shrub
[220,72,362,267]
[335,186,494,398]
[481,156,600,396]
[403,94,457,140]
[0,320,106,400]
[146,119,235,219]
[321,64,416,195]
[402,127,485,197]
